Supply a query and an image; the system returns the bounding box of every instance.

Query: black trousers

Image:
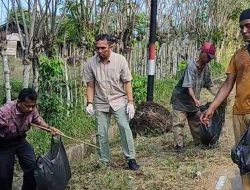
[0,139,36,190]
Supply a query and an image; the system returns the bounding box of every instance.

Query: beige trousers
[173,110,201,147]
[233,114,250,190]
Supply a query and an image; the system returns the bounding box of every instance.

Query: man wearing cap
[171,42,216,152]
[201,8,250,189]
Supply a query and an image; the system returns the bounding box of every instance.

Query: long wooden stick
[31,123,99,149]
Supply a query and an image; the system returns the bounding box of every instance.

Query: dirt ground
[68,80,240,190]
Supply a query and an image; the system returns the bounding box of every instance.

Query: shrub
[132,75,147,105]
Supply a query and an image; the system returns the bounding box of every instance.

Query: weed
[132,75,147,106]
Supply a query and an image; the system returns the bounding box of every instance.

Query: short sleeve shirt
[182,59,213,99]
[171,59,213,112]
[226,46,250,114]
[84,52,132,112]
[0,101,44,139]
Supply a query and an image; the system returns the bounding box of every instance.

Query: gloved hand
[126,103,135,120]
[86,103,95,116]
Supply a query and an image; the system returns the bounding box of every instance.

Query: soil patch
[130,102,172,137]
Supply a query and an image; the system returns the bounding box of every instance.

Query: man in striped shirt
[0,88,60,190]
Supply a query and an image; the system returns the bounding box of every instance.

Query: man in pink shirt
[0,88,59,190]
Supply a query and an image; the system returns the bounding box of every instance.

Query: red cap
[200,42,216,59]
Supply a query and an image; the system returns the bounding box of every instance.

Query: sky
[0,0,162,25]
[0,0,135,25]
[0,0,45,25]
[0,0,9,25]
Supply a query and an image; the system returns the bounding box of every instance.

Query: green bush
[176,60,188,78]
[38,93,67,126]
[38,55,67,126]
[132,75,147,105]
[0,79,22,104]
[10,79,23,99]
[132,75,177,108]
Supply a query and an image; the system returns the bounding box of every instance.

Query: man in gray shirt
[171,42,216,152]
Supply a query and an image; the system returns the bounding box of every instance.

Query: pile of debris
[130,102,172,137]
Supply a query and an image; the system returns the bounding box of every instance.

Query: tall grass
[154,77,177,109]
[27,107,96,155]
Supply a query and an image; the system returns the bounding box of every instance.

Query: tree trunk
[64,59,71,105]
[23,58,31,88]
[32,55,39,92]
[172,41,178,76]
[1,50,11,102]
[73,46,78,104]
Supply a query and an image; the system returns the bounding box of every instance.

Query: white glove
[126,103,135,120]
[86,103,95,115]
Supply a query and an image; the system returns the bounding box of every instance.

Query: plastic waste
[34,136,71,190]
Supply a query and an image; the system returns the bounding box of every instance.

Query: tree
[8,0,67,89]
[0,1,11,102]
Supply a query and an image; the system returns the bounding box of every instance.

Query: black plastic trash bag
[199,101,227,146]
[34,136,71,190]
[231,128,250,175]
